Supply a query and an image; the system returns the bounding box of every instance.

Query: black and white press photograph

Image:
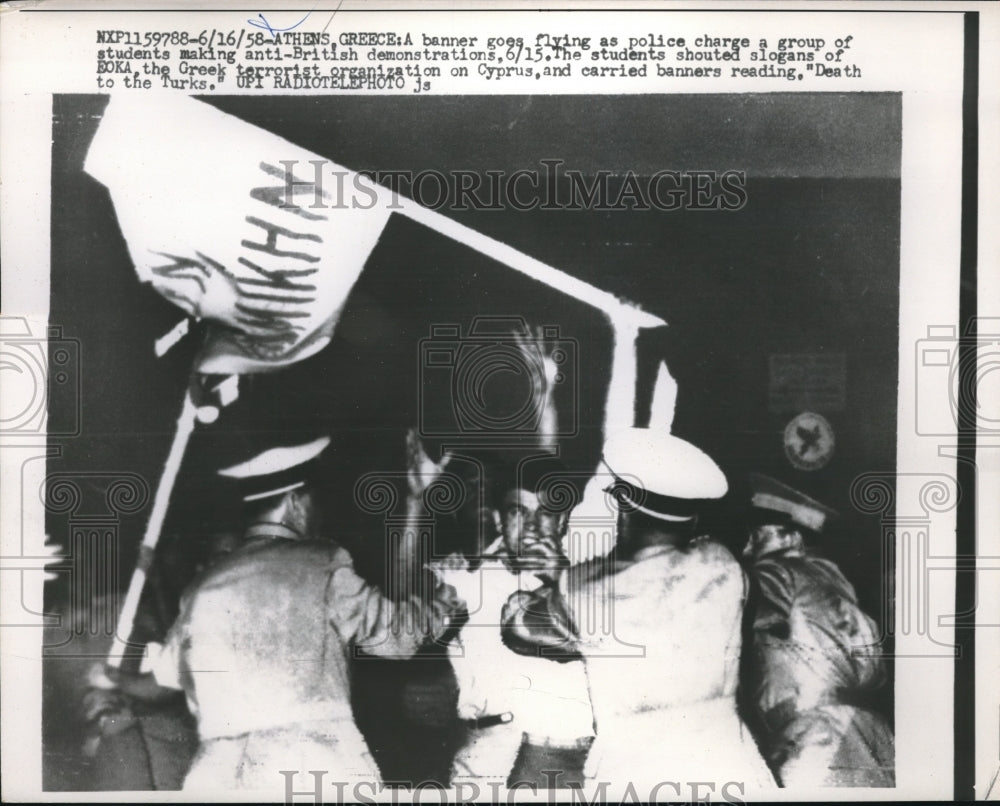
[30,88,908,799]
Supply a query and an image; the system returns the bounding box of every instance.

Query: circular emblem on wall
[783,411,835,471]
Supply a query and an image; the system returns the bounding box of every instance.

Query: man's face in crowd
[499,488,567,569]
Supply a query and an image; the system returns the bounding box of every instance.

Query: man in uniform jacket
[98,434,463,794]
[741,474,895,787]
[502,428,776,799]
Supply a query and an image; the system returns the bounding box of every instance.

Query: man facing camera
[444,456,594,789]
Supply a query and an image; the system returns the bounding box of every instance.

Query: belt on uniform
[463,712,514,730]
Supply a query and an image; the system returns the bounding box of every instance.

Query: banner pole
[394,196,665,331]
[107,388,198,669]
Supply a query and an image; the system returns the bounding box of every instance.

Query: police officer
[101,435,463,794]
[503,428,775,797]
[741,474,894,787]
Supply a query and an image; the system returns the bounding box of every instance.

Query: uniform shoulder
[804,553,850,578]
[689,535,741,567]
[756,552,851,593]
[749,554,801,583]
[749,555,803,609]
[193,539,347,591]
[567,553,619,590]
[684,538,746,600]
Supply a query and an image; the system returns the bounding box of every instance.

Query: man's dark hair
[489,455,581,514]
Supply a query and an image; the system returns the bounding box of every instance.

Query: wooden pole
[107,388,198,668]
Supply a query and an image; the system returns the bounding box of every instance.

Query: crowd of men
[68,326,891,797]
[78,412,895,797]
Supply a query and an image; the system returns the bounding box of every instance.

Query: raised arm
[327,430,464,657]
[513,325,561,451]
[326,555,463,658]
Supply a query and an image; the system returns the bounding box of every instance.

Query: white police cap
[601,427,728,521]
[218,436,330,502]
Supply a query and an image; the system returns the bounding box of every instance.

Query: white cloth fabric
[181,719,377,794]
[448,559,593,779]
[152,536,455,789]
[584,697,774,795]
[570,539,776,794]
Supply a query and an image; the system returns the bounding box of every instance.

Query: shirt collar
[244,522,303,542]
